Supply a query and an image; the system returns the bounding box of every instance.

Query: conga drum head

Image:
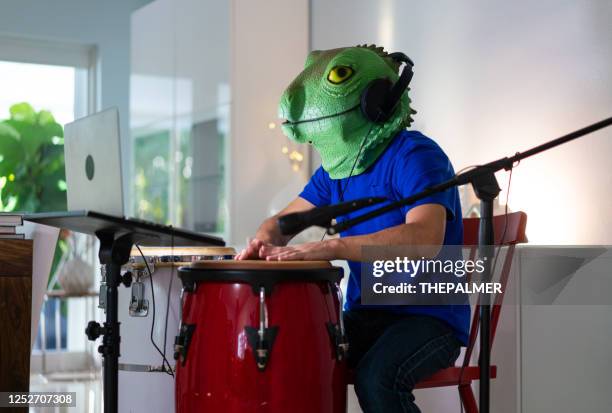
[129,246,236,268]
[189,259,333,269]
[175,260,346,413]
[179,259,341,291]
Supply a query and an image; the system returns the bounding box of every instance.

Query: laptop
[47,108,223,246]
[64,108,124,216]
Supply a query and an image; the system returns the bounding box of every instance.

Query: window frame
[0,34,100,370]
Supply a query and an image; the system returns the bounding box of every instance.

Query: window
[130,0,230,238]
[0,35,97,371]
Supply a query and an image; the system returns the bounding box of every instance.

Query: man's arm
[259,203,447,261]
[235,197,315,260]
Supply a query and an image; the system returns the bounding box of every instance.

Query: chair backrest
[460,211,528,373]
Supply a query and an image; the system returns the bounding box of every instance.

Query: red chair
[347,211,528,413]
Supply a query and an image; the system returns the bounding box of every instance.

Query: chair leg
[459,384,478,413]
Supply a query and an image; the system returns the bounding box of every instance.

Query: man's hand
[235,197,317,260]
[259,239,340,261]
[235,238,271,260]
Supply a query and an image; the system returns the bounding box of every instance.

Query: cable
[320,115,381,242]
[161,229,175,377]
[135,244,174,377]
[339,119,379,203]
[492,167,514,267]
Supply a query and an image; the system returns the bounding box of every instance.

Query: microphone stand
[279,115,612,413]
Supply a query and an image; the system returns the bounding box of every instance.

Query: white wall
[312,0,612,245]
[0,0,151,196]
[131,0,230,128]
[230,0,310,245]
[312,1,612,412]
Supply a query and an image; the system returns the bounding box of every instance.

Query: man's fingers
[277,251,302,261]
[265,249,302,261]
[259,245,288,257]
[236,238,268,260]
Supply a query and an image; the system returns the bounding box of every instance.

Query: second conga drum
[118,246,235,413]
[175,260,347,413]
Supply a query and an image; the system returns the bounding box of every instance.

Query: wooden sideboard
[0,239,33,398]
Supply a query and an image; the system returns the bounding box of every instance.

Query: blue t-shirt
[299,130,469,344]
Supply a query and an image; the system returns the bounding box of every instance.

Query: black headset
[360,52,414,123]
[285,52,414,128]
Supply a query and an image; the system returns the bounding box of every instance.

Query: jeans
[345,310,462,413]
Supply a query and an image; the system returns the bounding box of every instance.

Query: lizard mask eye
[327,66,354,84]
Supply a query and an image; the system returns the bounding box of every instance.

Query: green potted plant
[0,102,66,212]
[0,102,68,284]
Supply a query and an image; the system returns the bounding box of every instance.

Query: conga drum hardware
[128,280,149,317]
[131,262,155,279]
[98,264,107,310]
[244,286,279,371]
[128,246,236,267]
[173,323,196,365]
[122,266,150,317]
[325,282,349,361]
[173,285,194,365]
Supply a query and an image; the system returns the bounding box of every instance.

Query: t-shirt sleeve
[392,143,458,220]
[299,166,332,207]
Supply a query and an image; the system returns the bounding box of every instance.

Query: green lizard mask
[278,45,415,179]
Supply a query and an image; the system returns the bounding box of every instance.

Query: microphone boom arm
[326,115,612,234]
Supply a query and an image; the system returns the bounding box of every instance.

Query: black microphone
[277,197,387,236]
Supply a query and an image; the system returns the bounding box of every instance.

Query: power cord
[135,244,174,377]
[320,115,380,242]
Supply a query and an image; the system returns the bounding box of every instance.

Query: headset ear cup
[360,78,393,123]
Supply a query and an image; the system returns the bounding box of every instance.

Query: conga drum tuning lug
[326,322,349,361]
[244,326,279,372]
[98,284,107,310]
[128,281,149,317]
[244,285,279,371]
[174,324,196,366]
[327,282,349,361]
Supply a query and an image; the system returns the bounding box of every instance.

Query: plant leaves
[0,122,19,140]
[0,103,65,213]
[0,126,25,177]
[10,102,36,123]
[37,110,56,125]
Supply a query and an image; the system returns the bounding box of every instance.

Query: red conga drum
[175,260,347,413]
